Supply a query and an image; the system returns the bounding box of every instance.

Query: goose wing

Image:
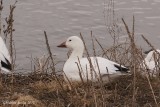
[0,37,11,72]
[78,57,129,75]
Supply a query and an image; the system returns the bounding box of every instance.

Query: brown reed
[0,0,160,107]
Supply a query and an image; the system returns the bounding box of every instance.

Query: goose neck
[69,49,83,60]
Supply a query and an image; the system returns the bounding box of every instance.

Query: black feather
[114,64,129,73]
[1,57,11,71]
[144,49,153,54]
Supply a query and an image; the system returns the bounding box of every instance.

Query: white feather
[143,49,160,76]
[58,36,129,82]
[0,36,11,72]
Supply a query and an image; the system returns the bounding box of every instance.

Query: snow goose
[57,36,129,82]
[0,36,11,72]
[143,49,160,75]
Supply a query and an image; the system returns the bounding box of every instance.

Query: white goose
[143,49,160,73]
[0,36,11,72]
[57,36,129,82]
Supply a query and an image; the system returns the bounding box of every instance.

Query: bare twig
[44,31,68,103]
[44,31,55,74]
[122,17,137,107]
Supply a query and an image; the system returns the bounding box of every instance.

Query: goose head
[57,36,84,51]
[57,36,85,59]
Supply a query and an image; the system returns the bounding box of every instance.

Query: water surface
[2,0,160,72]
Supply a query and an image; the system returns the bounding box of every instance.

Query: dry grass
[0,0,160,107]
[0,80,2,92]
[29,79,63,92]
[0,72,160,107]
[9,93,44,107]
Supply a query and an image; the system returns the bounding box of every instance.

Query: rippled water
[3,0,160,72]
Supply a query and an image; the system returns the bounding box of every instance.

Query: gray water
[2,0,160,72]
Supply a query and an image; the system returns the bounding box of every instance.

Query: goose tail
[114,64,130,73]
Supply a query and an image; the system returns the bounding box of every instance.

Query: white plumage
[0,36,11,72]
[143,49,160,75]
[57,36,129,82]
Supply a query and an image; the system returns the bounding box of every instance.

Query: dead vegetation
[0,71,160,107]
[0,0,160,107]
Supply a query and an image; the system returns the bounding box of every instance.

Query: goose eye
[69,39,72,42]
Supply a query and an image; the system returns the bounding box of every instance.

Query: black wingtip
[144,49,153,54]
[114,64,129,73]
[1,58,12,71]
